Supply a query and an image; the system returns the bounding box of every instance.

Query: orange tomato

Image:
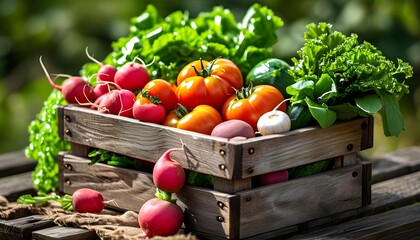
[222,85,286,131]
[177,105,222,135]
[142,79,178,113]
[176,58,243,111]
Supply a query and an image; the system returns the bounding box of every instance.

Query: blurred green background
[0,0,419,156]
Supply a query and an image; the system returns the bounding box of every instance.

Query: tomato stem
[235,85,255,100]
[140,89,161,105]
[174,103,189,118]
[191,58,218,78]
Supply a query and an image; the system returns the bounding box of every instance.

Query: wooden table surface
[1,147,420,239]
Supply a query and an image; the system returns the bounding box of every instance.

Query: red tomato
[222,85,286,131]
[142,79,178,113]
[176,58,243,111]
[177,105,223,135]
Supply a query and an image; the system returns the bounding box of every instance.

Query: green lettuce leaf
[288,22,413,136]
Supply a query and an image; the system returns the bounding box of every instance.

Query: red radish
[258,169,288,186]
[39,56,95,104]
[98,89,135,118]
[92,82,111,100]
[85,47,117,82]
[72,188,107,213]
[138,197,184,238]
[153,148,185,193]
[132,91,166,124]
[114,60,150,91]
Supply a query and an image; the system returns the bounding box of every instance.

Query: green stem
[155,188,174,202]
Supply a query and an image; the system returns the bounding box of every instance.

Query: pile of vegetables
[25,5,413,237]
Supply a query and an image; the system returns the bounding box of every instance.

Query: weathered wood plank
[0,151,36,178]
[370,146,420,184]
[287,204,420,240]
[59,153,238,239]
[32,226,99,240]
[0,172,36,201]
[59,105,373,180]
[0,215,55,240]
[359,170,420,217]
[59,105,239,179]
[59,154,156,211]
[238,164,363,239]
[240,117,372,178]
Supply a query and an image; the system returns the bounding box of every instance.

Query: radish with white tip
[257,99,291,135]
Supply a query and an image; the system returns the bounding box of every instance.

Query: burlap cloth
[0,195,197,240]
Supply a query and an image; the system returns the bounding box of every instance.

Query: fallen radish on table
[257,99,291,135]
[17,188,110,213]
[138,196,184,238]
[71,188,108,213]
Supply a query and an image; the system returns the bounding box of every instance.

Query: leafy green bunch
[287,22,413,136]
[81,3,284,82]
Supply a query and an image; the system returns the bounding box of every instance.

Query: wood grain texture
[371,146,420,184]
[0,150,36,178]
[240,117,371,178]
[59,105,239,179]
[32,226,99,240]
[58,153,238,239]
[0,172,36,202]
[59,154,156,211]
[238,164,363,239]
[59,105,373,180]
[360,170,420,217]
[288,204,420,240]
[0,215,55,240]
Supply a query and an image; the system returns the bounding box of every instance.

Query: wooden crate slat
[237,164,363,238]
[59,105,373,180]
[32,226,99,240]
[59,154,155,211]
[0,215,55,240]
[59,105,238,179]
[58,154,238,239]
[240,117,371,178]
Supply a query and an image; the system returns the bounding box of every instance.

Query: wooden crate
[57,104,373,239]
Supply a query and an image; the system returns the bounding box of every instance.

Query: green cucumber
[246,58,295,98]
[287,104,314,130]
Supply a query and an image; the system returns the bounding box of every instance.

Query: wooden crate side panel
[59,105,238,179]
[176,188,239,239]
[238,164,363,239]
[60,154,156,210]
[59,154,238,239]
[240,117,370,178]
